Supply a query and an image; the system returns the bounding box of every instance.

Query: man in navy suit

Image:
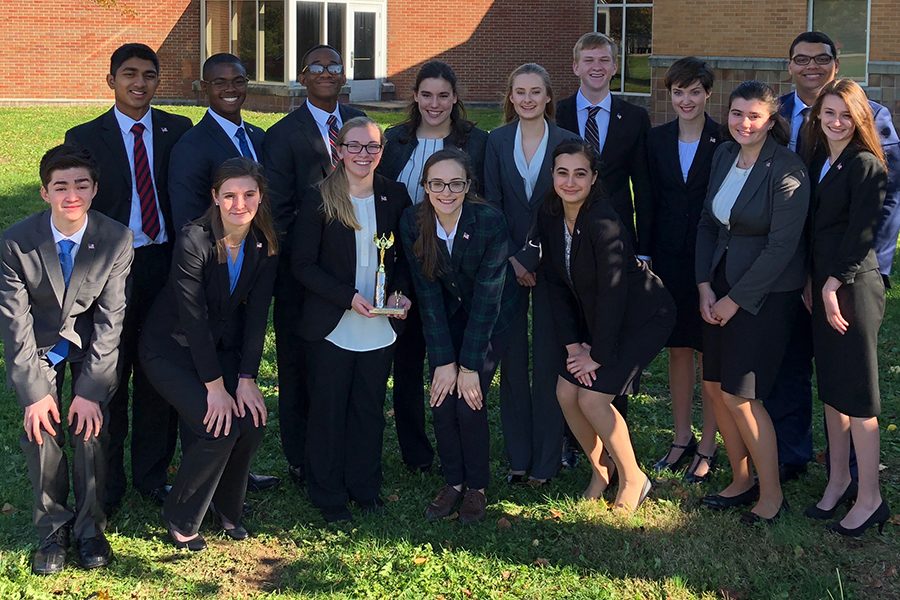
[263,45,365,486]
[65,43,192,513]
[769,31,900,482]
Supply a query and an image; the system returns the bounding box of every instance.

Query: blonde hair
[319,116,385,230]
[502,63,555,124]
[573,32,618,62]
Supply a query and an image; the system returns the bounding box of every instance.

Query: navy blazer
[556,93,653,256]
[263,101,366,239]
[65,107,193,242]
[647,115,722,257]
[780,91,900,277]
[168,111,265,231]
[379,122,489,193]
[292,174,412,341]
[695,136,810,314]
[482,120,581,272]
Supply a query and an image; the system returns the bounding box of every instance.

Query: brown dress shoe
[424,485,463,521]
[458,489,487,525]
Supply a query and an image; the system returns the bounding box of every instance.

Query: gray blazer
[483,120,581,272]
[0,210,134,407]
[695,135,810,315]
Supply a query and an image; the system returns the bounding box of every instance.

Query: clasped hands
[351,292,412,319]
[698,283,739,326]
[566,343,601,387]
[204,376,268,438]
[430,363,483,410]
[23,393,102,445]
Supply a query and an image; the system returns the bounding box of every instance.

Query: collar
[435,210,462,241]
[791,91,810,119]
[207,108,246,139]
[113,106,153,136]
[50,213,88,246]
[306,101,340,127]
[576,89,612,113]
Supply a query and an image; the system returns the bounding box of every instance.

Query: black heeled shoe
[701,483,759,510]
[827,501,890,537]
[166,523,207,551]
[653,436,697,473]
[804,482,858,520]
[740,499,789,526]
[209,502,249,541]
[684,449,718,484]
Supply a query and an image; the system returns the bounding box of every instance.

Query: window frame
[807,0,871,85]
[201,0,288,84]
[593,1,653,97]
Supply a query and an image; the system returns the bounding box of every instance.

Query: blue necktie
[235,127,253,159]
[47,239,76,365]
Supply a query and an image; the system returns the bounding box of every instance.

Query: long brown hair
[726,80,790,146]
[502,63,555,124]
[319,116,385,230]
[203,157,279,262]
[802,78,887,166]
[413,148,484,280]
[398,61,474,146]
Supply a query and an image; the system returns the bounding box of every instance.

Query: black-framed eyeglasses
[791,54,834,66]
[303,64,344,75]
[202,77,249,90]
[426,179,469,193]
[340,142,383,154]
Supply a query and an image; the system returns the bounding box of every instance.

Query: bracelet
[458,366,476,374]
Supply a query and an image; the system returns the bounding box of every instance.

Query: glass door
[347,3,381,100]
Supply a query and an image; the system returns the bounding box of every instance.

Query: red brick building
[1,1,898,126]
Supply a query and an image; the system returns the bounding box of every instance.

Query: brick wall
[0,0,199,101]
[385,0,594,105]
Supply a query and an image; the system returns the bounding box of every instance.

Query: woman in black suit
[537,141,674,509]
[695,81,810,524]
[800,79,890,536]
[400,148,519,525]
[647,57,720,482]
[140,158,278,550]
[483,63,581,486]
[293,117,412,523]
[377,61,488,473]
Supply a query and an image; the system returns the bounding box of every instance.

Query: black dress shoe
[32,527,69,575]
[75,533,112,569]
[288,464,305,486]
[778,463,807,483]
[506,472,528,485]
[209,502,250,540]
[653,436,698,473]
[321,505,353,523]
[827,501,890,537]
[804,482,858,520]
[247,472,281,493]
[701,484,760,510]
[166,523,207,552]
[740,499,789,525]
[143,484,173,506]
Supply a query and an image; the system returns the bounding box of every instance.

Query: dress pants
[106,242,178,505]
[141,347,264,534]
[390,297,435,469]
[22,359,108,541]
[305,339,394,509]
[274,257,310,471]
[498,282,565,480]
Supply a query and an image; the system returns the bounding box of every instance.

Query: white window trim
[807,0,870,85]
[200,1,289,84]
[593,1,653,97]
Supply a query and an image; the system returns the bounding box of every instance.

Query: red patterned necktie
[327,114,339,168]
[131,122,160,240]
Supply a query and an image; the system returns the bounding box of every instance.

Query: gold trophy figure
[371,232,405,316]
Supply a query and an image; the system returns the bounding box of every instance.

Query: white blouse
[513,119,549,202]
[711,155,753,228]
[398,138,445,205]
[678,139,700,182]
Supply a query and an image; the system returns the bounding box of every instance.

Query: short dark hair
[39,144,99,187]
[727,80,791,146]
[300,44,341,68]
[202,53,246,80]
[110,43,160,75]
[664,57,715,92]
[788,31,838,60]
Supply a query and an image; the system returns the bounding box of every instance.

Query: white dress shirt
[50,214,88,260]
[207,108,258,161]
[306,101,342,152]
[398,138,444,205]
[712,156,753,227]
[436,210,462,255]
[576,89,612,154]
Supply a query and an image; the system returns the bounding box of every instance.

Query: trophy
[371,232,405,316]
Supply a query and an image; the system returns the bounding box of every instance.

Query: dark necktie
[585,105,603,155]
[795,107,810,155]
[131,123,161,240]
[327,114,339,167]
[235,126,253,159]
[48,239,77,364]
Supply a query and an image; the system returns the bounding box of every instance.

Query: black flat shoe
[740,499,789,526]
[209,502,250,540]
[827,501,890,537]
[247,472,281,493]
[506,472,528,485]
[804,482,858,520]
[653,436,698,473]
[166,524,207,552]
[701,484,759,510]
[683,449,718,484]
[75,533,112,569]
[31,526,69,575]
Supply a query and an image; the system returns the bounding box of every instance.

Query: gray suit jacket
[695,135,810,315]
[0,210,134,407]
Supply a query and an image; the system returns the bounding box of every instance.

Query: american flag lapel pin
[88,243,95,249]
[616,113,622,120]
[576,228,581,235]
[766,161,771,168]
[462,232,470,240]
[836,163,843,170]
[380,195,388,202]
[161,127,168,133]
[256,242,263,248]
[710,136,716,143]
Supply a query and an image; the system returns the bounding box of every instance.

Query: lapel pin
[710,136,717,143]
[88,243,95,249]
[462,232,470,240]
[616,113,622,120]
[160,127,168,133]
[256,242,263,248]
[379,195,388,202]
[765,161,771,168]
[836,163,843,170]
[576,228,581,235]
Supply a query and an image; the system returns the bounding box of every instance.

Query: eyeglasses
[303,64,344,75]
[202,77,249,90]
[426,179,469,193]
[791,54,834,66]
[340,142,383,154]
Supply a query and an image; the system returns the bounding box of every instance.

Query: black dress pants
[305,339,394,509]
[22,359,108,541]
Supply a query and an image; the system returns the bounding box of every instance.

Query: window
[809,0,869,82]
[296,1,346,69]
[204,0,286,83]
[596,1,653,95]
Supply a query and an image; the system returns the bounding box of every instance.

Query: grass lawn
[0,105,898,599]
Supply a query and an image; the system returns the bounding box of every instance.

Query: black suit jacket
[168,111,265,230]
[378,122,489,193]
[808,145,887,284]
[482,120,581,272]
[647,115,722,257]
[292,175,412,341]
[263,102,366,239]
[556,93,653,255]
[537,199,672,366]
[65,107,193,242]
[695,136,810,314]
[141,222,277,382]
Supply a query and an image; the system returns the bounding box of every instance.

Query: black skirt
[653,251,703,351]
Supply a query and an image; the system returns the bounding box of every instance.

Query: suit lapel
[201,111,241,158]
[61,216,99,318]
[708,143,739,199]
[298,103,332,178]
[151,108,174,182]
[817,144,854,190]
[729,137,778,224]
[532,123,560,204]
[245,121,265,158]
[600,96,624,165]
[35,214,66,307]
[499,125,529,208]
[228,230,262,309]
[100,109,132,190]
[450,203,476,272]
[686,116,720,186]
